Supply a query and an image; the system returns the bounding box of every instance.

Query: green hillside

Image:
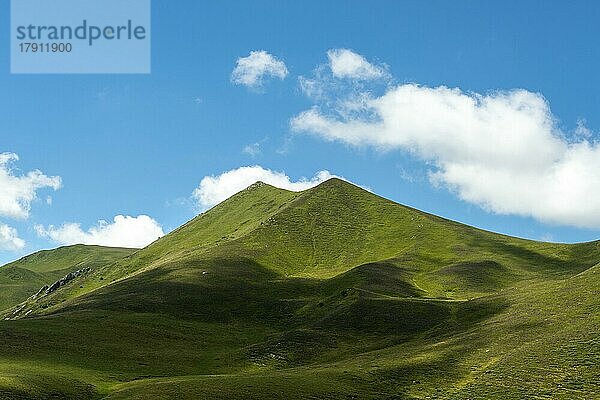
[0,245,135,312]
[0,179,598,399]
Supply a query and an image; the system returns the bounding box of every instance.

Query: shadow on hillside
[50,258,505,327]
[42,258,508,369]
[467,235,589,275]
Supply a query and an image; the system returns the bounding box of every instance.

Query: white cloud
[327,49,388,80]
[0,153,61,219]
[298,50,390,105]
[231,50,288,89]
[0,223,25,251]
[192,166,340,210]
[575,118,593,138]
[292,55,600,229]
[242,142,262,157]
[36,215,165,249]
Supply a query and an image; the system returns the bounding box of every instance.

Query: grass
[0,179,598,399]
[0,245,134,312]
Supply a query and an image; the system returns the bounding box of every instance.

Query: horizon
[5,176,599,265]
[3,1,600,264]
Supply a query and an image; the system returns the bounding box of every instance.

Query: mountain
[0,179,598,399]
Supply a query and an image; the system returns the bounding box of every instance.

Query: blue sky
[2,1,600,264]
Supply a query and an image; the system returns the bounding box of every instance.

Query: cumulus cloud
[298,49,390,106]
[292,53,600,229]
[0,152,61,220]
[231,50,288,89]
[0,223,25,251]
[327,49,388,80]
[36,215,165,248]
[231,50,288,88]
[192,166,340,210]
[575,118,593,138]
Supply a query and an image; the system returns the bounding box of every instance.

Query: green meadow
[1,179,598,399]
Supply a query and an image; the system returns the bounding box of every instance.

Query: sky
[2,0,600,264]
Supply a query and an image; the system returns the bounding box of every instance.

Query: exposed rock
[31,285,49,300]
[44,267,91,295]
[13,304,25,315]
[245,181,266,191]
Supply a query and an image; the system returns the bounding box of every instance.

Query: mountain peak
[318,177,347,186]
[308,177,371,197]
[246,181,270,190]
[239,178,361,198]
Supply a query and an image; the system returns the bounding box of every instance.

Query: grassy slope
[0,245,135,312]
[0,179,598,399]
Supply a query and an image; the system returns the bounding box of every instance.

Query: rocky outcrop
[3,267,92,320]
[30,285,49,300]
[44,267,91,295]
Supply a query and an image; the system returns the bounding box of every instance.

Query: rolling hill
[0,178,598,399]
[0,245,135,312]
